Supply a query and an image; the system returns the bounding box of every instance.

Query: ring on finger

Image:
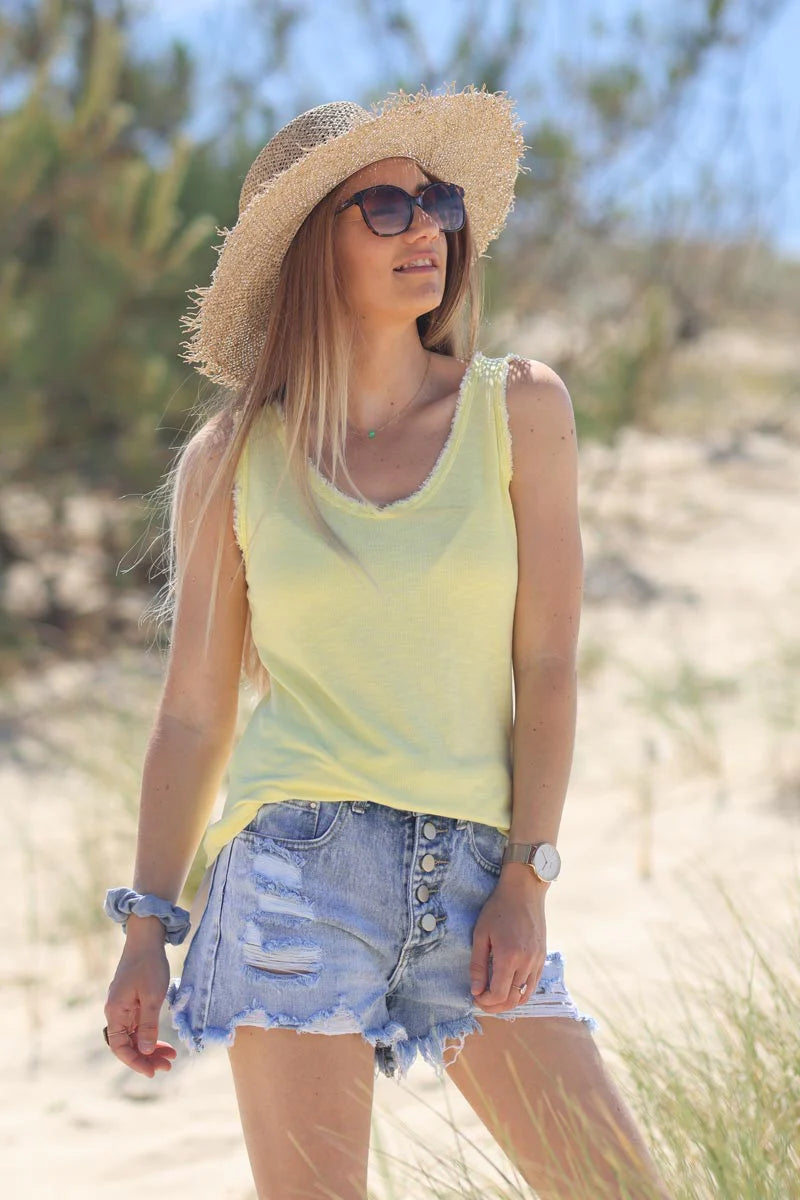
[103,1024,136,1046]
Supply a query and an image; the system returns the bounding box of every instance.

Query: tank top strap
[461,351,516,492]
[492,353,517,488]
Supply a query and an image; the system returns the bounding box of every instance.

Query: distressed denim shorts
[167,800,598,1083]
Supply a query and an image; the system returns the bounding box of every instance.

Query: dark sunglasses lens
[362,186,411,234]
[421,183,465,231]
[360,183,465,234]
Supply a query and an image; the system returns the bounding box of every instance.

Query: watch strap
[502,842,544,865]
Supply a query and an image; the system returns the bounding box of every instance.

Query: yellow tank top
[200,350,518,871]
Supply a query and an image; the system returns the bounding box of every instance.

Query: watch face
[532,843,561,881]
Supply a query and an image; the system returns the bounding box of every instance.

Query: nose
[407,198,440,239]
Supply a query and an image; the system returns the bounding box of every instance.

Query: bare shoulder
[179,409,236,484]
[172,411,243,534]
[504,356,575,439]
[503,356,577,480]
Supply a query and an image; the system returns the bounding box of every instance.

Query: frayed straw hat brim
[179,83,528,390]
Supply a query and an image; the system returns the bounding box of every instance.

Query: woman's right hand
[104,919,179,1076]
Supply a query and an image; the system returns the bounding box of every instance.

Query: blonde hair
[144,163,484,698]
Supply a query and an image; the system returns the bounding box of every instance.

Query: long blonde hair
[145,164,484,697]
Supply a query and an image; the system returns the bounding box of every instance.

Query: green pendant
[368,430,376,438]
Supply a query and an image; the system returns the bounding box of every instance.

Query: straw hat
[179,82,528,390]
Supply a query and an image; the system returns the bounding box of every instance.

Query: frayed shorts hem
[167,977,599,1084]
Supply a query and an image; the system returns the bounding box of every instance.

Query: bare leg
[444,1016,672,1200]
[227,1025,376,1200]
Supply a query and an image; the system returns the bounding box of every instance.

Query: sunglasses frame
[334,181,466,237]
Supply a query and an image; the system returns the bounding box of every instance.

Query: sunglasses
[334,182,466,236]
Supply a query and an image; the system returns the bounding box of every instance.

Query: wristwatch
[501,841,562,883]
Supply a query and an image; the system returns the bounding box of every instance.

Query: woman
[103,85,671,1200]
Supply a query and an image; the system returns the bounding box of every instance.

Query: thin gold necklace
[346,356,432,439]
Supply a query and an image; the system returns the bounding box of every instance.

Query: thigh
[228,1024,376,1200]
[444,1016,668,1200]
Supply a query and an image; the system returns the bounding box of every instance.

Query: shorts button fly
[420,913,437,932]
[420,853,436,872]
[423,821,438,839]
[416,883,430,902]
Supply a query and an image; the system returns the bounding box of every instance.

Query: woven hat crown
[239,101,373,215]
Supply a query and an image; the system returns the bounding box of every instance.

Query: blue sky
[131,0,800,257]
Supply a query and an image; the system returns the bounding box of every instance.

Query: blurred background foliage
[0,0,797,672]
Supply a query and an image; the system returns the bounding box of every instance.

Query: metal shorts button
[416,883,430,902]
[422,821,437,839]
[420,853,436,872]
[420,913,437,932]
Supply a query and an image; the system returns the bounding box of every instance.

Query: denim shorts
[167,800,598,1083]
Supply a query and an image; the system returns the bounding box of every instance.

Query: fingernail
[470,984,481,994]
[140,1042,154,1053]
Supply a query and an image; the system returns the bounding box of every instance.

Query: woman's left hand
[469,871,548,1013]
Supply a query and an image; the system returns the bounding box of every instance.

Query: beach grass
[361,880,800,1199]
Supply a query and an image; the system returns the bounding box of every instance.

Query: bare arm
[467,359,583,1012]
[126,417,248,945]
[501,359,583,894]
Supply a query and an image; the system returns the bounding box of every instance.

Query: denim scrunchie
[104,887,192,946]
